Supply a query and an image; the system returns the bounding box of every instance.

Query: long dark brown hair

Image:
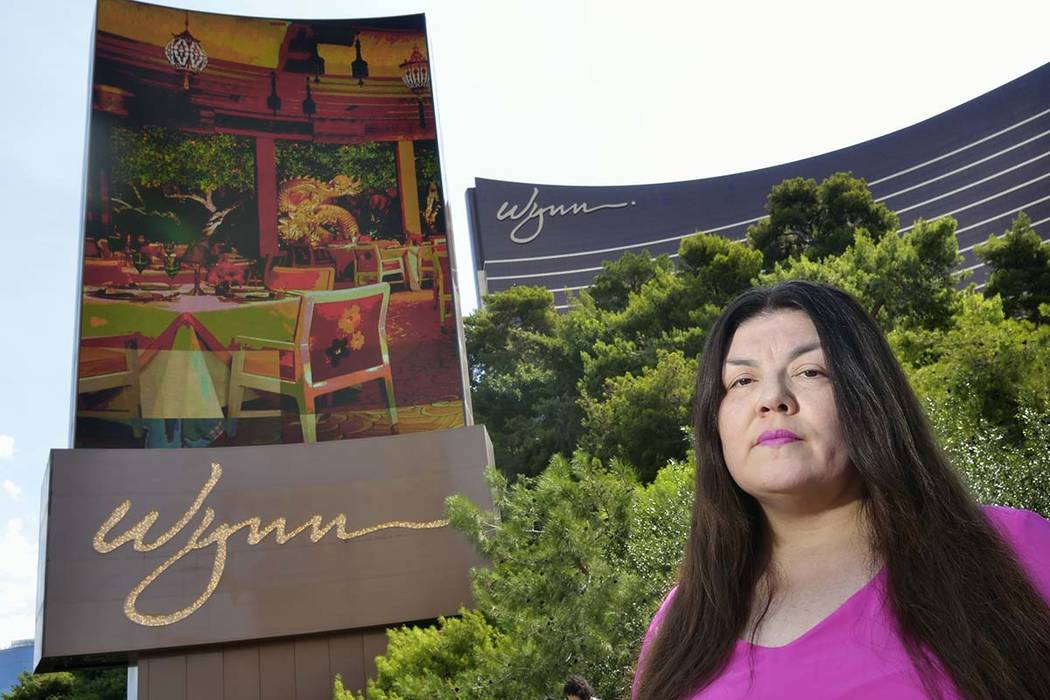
[634,280,1050,700]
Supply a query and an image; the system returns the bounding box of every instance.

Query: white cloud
[2,480,21,500]
[0,518,37,648]
[0,435,13,460]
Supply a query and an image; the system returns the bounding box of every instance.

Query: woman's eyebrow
[724,341,823,367]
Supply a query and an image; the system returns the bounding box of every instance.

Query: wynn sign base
[36,426,492,697]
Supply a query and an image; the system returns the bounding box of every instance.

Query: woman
[632,281,1050,699]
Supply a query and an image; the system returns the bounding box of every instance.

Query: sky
[0,0,1047,650]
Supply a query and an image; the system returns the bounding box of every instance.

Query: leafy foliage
[927,397,1050,517]
[347,611,502,700]
[466,233,755,481]
[588,251,674,312]
[2,668,125,700]
[759,217,963,331]
[111,126,254,196]
[276,141,396,191]
[746,172,899,268]
[580,350,697,483]
[357,453,693,700]
[465,286,582,479]
[109,126,256,241]
[413,140,443,189]
[890,293,1050,441]
[974,212,1050,322]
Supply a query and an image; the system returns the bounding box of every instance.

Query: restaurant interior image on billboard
[77,0,466,450]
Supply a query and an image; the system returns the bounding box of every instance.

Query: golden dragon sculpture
[277,174,363,245]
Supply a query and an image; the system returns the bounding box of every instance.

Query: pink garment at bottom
[633,506,1050,699]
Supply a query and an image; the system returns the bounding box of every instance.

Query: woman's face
[717,309,857,508]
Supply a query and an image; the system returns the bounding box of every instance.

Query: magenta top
[633,506,1050,699]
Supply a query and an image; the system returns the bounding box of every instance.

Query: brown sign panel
[37,426,491,670]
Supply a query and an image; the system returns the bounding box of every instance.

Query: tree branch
[202,200,244,237]
[163,191,212,210]
[110,193,180,222]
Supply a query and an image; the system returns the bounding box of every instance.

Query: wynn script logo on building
[92,462,448,627]
[496,187,636,244]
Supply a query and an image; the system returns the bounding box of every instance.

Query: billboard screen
[77,0,468,449]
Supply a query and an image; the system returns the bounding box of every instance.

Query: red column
[255,136,279,257]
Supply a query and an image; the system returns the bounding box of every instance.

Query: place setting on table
[84,247,187,302]
[83,239,295,311]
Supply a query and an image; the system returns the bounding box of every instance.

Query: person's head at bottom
[632,280,1050,700]
[563,674,595,700]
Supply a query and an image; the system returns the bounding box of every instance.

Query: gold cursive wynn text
[496,187,634,244]
[92,463,448,627]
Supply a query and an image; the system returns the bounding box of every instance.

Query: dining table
[80,285,300,421]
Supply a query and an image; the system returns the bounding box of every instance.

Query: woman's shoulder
[633,586,679,699]
[646,584,679,637]
[980,505,1050,600]
[981,504,1050,545]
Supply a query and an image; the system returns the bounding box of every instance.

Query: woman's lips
[756,429,800,446]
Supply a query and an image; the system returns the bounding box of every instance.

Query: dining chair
[269,265,335,291]
[352,244,405,287]
[77,335,142,438]
[227,284,398,442]
[418,243,436,286]
[435,248,454,326]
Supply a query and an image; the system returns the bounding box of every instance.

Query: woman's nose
[757,378,798,414]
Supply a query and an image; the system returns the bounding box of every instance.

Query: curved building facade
[468,62,1050,309]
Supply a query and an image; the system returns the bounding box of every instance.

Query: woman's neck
[764,497,874,572]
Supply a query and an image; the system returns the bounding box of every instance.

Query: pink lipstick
[756,429,800,447]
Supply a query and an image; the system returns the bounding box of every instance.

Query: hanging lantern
[399,47,430,128]
[302,77,316,119]
[351,37,369,86]
[266,71,282,115]
[164,11,208,91]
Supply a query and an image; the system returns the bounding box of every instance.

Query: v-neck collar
[738,566,887,651]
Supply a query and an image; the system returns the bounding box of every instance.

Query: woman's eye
[798,369,824,378]
[729,377,754,388]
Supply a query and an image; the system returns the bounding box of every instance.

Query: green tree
[973,212,1050,322]
[353,610,503,700]
[110,126,254,238]
[587,250,674,312]
[276,141,396,191]
[580,350,697,482]
[465,233,748,482]
[760,217,963,331]
[465,286,584,479]
[2,672,75,700]
[746,172,899,268]
[890,292,1050,441]
[677,232,763,307]
[926,397,1050,518]
[356,453,693,700]
[3,668,125,700]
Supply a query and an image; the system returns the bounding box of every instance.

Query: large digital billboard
[41,3,487,695]
[77,0,468,449]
